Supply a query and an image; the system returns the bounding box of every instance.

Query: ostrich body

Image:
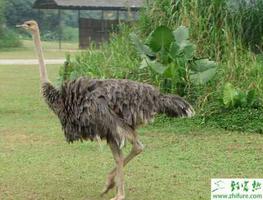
[17,20,194,200]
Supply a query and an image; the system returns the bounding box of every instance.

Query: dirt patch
[1,130,31,144]
[0,129,56,151]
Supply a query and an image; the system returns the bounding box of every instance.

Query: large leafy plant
[223,82,259,108]
[130,25,217,94]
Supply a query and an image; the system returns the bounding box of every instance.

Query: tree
[0,0,5,35]
[5,0,39,26]
[4,0,77,40]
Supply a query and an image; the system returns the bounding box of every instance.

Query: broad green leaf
[147,26,174,52]
[159,47,170,64]
[178,39,192,48]
[223,83,239,108]
[190,59,217,72]
[169,42,182,60]
[182,44,196,60]
[170,36,196,61]
[148,61,167,74]
[140,56,149,69]
[173,26,189,44]
[129,33,155,57]
[190,67,217,85]
[140,56,167,74]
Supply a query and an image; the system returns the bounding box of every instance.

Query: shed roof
[33,0,145,11]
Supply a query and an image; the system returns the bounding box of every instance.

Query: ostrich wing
[60,78,135,147]
[90,79,160,128]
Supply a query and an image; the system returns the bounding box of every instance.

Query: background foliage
[59,0,263,133]
[0,0,4,35]
[3,0,136,42]
[0,0,21,48]
[4,0,78,42]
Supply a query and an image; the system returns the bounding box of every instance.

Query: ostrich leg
[102,136,144,196]
[109,141,125,200]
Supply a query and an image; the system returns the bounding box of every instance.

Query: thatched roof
[33,0,145,11]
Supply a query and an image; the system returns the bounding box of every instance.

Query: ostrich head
[16,20,39,33]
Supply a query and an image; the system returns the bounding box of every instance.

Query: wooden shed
[33,0,145,48]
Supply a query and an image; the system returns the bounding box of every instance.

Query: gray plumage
[42,77,194,148]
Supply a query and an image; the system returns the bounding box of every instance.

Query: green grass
[0,64,263,200]
[0,40,80,59]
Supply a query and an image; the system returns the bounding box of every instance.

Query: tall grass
[138,0,262,112]
[140,0,262,53]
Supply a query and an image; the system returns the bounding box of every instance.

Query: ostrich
[17,20,194,200]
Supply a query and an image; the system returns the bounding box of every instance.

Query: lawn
[0,40,81,59]
[0,64,263,200]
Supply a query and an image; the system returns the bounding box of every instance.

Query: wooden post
[58,9,62,50]
[78,10,80,49]
[101,10,104,19]
[117,10,120,22]
[101,10,104,43]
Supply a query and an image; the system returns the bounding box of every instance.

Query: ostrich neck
[32,29,49,84]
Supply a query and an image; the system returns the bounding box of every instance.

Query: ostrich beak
[16,24,28,29]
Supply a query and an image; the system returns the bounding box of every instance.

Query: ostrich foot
[101,175,116,196]
[110,195,125,200]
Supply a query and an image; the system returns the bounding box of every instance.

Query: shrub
[61,26,78,42]
[131,25,217,95]
[0,29,22,49]
[58,24,140,82]
[223,83,260,109]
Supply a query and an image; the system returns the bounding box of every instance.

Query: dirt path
[0,59,65,65]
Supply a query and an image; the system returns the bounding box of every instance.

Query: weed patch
[204,108,263,133]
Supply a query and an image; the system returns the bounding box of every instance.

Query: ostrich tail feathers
[159,94,195,118]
